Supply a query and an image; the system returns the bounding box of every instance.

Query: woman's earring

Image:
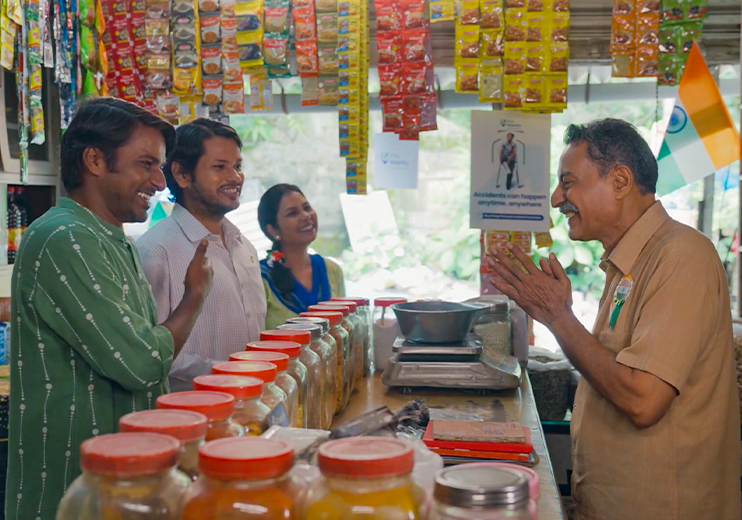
[275,236,280,241]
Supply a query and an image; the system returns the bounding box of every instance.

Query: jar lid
[320,300,358,313]
[277,322,323,341]
[300,311,343,327]
[308,304,349,317]
[470,463,540,501]
[230,351,290,372]
[212,360,278,383]
[374,297,408,307]
[199,437,294,481]
[156,391,235,421]
[260,329,311,345]
[247,340,302,360]
[332,296,369,306]
[318,437,414,478]
[434,465,530,508]
[287,316,330,334]
[119,409,208,443]
[193,374,263,400]
[80,433,180,477]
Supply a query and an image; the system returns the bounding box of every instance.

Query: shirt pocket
[598,330,632,354]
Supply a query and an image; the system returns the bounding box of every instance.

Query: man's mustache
[560,201,579,214]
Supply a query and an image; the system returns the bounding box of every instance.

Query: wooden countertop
[332,373,566,520]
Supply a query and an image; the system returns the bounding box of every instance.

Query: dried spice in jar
[156,391,245,440]
[193,374,271,435]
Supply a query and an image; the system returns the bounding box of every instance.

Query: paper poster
[470,111,551,232]
[373,132,420,189]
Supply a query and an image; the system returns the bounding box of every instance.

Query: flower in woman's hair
[267,250,286,268]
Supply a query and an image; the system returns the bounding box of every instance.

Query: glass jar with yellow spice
[119,409,208,481]
[212,360,292,428]
[332,297,372,375]
[285,317,338,427]
[304,437,424,520]
[310,303,360,394]
[182,437,305,520]
[277,322,334,429]
[324,300,366,389]
[57,433,190,520]
[193,374,271,436]
[156,391,245,441]
[300,310,350,413]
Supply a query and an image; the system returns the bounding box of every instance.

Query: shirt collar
[171,203,242,244]
[602,201,669,274]
[58,197,128,242]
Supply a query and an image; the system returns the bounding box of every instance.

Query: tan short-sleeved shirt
[571,202,741,520]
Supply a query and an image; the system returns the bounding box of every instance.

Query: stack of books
[422,420,535,465]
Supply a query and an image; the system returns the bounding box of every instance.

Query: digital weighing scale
[381,334,522,392]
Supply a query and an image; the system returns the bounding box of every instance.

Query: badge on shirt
[609,275,633,329]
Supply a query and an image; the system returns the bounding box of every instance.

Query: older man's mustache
[560,201,579,214]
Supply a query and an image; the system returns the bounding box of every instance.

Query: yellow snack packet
[480,0,503,28]
[455,60,480,92]
[503,74,523,109]
[455,23,480,61]
[430,0,455,22]
[546,74,567,110]
[479,60,503,102]
[504,41,525,74]
[523,75,544,107]
[525,41,545,73]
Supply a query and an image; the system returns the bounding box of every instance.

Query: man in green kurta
[6,98,214,520]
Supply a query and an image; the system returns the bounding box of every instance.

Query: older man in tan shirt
[490,118,740,520]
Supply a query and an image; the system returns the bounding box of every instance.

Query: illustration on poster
[494,131,524,190]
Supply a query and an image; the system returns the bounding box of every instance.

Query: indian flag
[656,42,741,197]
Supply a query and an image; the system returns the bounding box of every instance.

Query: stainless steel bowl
[391,301,486,344]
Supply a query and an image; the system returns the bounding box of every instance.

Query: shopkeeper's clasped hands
[487,244,573,327]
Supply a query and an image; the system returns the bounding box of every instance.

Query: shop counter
[332,372,566,520]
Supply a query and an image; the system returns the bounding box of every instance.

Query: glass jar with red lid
[211,360,291,428]
[277,322,335,429]
[57,432,190,520]
[119,409,208,480]
[373,297,408,373]
[156,391,245,441]
[304,437,424,520]
[309,303,360,394]
[182,437,304,520]
[300,310,350,412]
[193,374,271,436]
[331,297,371,375]
[322,300,365,389]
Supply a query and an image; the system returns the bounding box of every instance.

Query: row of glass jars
[57,432,537,520]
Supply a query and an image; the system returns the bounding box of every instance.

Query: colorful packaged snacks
[203,75,223,105]
[317,12,338,42]
[221,81,244,113]
[238,38,263,68]
[404,29,431,63]
[504,9,525,41]
[381,97,404,131]
[318,75,339,104]
[504,42,525,74]
[546,74,567,108]
[525,13,544,42]
[611,13,635,48]
[526,0,541,11]
[296,41,318,73]
[301,74,319,105]
[376,0,400,32]
[430,0,454,22]
[376,33,401,65]
[549,12,569,42]
[525,42,544,72]
[457,0,480,25]
[503,75,523,108]
[455,61,479,92]
[482,29,504,57]
[524,75,542,105]
[402,0,426,29]
[318,43,339,73]
[480,0,502,28]
[455,24,480,59]
[263,34,288,67]
[401,64,431,95]
[504,0,524,6]
[479,60,503,102]
[265,2,290,33]
[549,42,568,72]
[378,64,401,97]
[419,94,437,131]
[611,49,635,77]
[294,6,316,39]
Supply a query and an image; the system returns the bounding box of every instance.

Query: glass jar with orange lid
[156,391,245,441]
[212,360,292,428]
[309,303,360,394]
[300,311,350,412]
[193,374,271,436]
[277,322,335,429]
[182,437,304,520]
[332,297,371,375]
[119,409,208,481]
[323,300,365,389]
[57,432,190,520]
[304,437,424,520]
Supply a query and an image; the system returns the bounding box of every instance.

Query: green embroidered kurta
[6,198,175,520]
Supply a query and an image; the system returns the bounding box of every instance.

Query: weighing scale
[381,334,522,392]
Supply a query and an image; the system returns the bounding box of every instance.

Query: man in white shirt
[138,118,266,391]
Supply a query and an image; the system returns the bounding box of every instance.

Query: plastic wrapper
[382,97,404,131]
[525,42,544,72]
[661,0,682,22]
[400,112,420,140]
[680,22,703,53]
[315,0,337,12]
[200,0,220,11]
[265,4,289,33]
[376,0,400,32]
[203,74,223,104]
[301,74,319,105]
[198,44,220,74]
[338,33,359,53]
[222,50,242,81]
[611,14,634,49]
[523,75,542,105]
[455,60,479,92]
[419,95,437,131]
[658,27,676,54]
[455,24,479,60]
[221,0,235,16]
[480,0,502,28]
[549,42,568,72]
[637,46,658,77]
[318,75,339,104]
[551,0,568,11]
[638,0,659,14]
[614,0,634,15]
[430,0,454,22]
[317,12,338,42]
[503,75,523,109]
[339,69,359,88]
[378,64,401,97]
[658,54,682,86]
[482,29,504,57]
[338,50,359,70]
[238,36,263,68]
[80,25,97,70]
[264,34,288,67]
[685,0,708,20]
[526,0,541,11]
[457,0,480,25]
[546,74,567,108]
[479,61,503,102]
[223,82,245,113]
[505,0,524,6]
[157,89,180,122]
[549,12,569,42]
[198,13,219,43]
[404,28,431,63]
[504,42,525,74]
[504,9,526,42]
[377,33,401,65]
[637,14,659,45]
[611,49,635,77]
[402,63,431,95]
[338,0,361,17]
[80,0,97,26]
[222,19,238,50]
[296,40,318,73]
[318,43,339,73]
[402,0,427,29]
[294,6,316,39]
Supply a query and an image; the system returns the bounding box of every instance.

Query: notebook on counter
[423,421,534,454]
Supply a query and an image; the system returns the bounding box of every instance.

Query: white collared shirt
[137,204,267,391]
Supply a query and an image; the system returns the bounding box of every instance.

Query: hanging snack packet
[378,64,401,97]
[638,0,659,14]
[376,0,401,32]
[201,44,222,74]
[318,75,340,104]
[377,33,402,65]
[339,69,359,88]
[294,6,316,39]
[200,0,220,11]
[222,18,238,50]
[685,0,708,20]
[658,26,676,53]
[680,22,702,53]
[525,42,544,72]
[80,0,97,26]
[419,94,437,131]
[523,75,543,105]
[503,75,523,109]
[400,111,420,141]
[658,54,682,86]
[317,12,338,42]
[482,29,504,57]
[222,50,242,81]
[264,34,289,67]
[546,74,567,109]
[402,0,427,29]
[430,0,454,22]
[402,63,432,95]
[338,0,361,17]
[504,42,525,74]
[457,0,480,24]
[265,1,290,33]
[223,82,246,113]
[157,90,180,123]
[527,0,541,11]
[199,13,220,43]
[611,49,635,77]
[504,9,525,41]
[611,14,634,49]
[479,60,503,102]
[403,28,431,63]
[548,42,568,72]
[637,44,658,77]
[203,74,224,105]
[221,0,236,16]
[455,60,479,92]
[316,0,337,12]
[637,14,658,45]
[295,40,318,73]
[238,37,263,69]
[318,43,339,73]
[525,13,544,42]
[301,74,320,105]
[455,24,480,60]
[505,0,524,6]
[80,25,98,70]
[381,97,404,131]
[338,32,359,53]
[480,0,502,28]
[549,11,569,42]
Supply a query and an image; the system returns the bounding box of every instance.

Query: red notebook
[429,447,532,462]
[423,421,533,454]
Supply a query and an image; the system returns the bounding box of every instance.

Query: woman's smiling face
[273,190,318,247]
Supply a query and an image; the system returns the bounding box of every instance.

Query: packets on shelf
[402,0,427,29]
[523,75,543,107]
[338,0,361,17]
[548,42,568,72]
[376,0,400,32]
[264,0,289,33]
[318,75,339,105]
[381,97,404,131]
[504,8,525,42]
[377,32,401,65]
[346,162,367,195]
[482,29,504,58]
[479,60,503,102]
[504,42,525,74]
[315,0,337,13]
[455,24,480,61]
[480,0,503,28]
[525,41,544,72]
[401,63,432,96]
[457,0,480,25]
[430,0,454,22]
[404,28,432,64]
[318,42,339,73]
[317,12,338,43]
[548,11,569,42]
[249,72,274,110]
[525,12,544,42]
[203,74,223,105]
[301,74,319,105]
[455,60,479,93]
[296,40,318,74]
[546,74,567,110]
[503,74,523,109]
[378,64,401,97]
